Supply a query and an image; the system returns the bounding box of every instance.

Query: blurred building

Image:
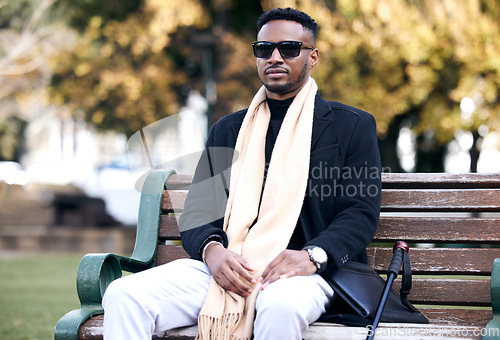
[14,91,208,226]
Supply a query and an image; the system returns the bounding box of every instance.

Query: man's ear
[309,49,319,69]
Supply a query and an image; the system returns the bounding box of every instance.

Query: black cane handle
[387,241,409,276]
[393,240,409,254]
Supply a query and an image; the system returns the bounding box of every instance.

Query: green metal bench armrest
[484,258,500,339]
[54,169,175,340]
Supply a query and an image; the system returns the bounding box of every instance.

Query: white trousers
[102,258,334,340]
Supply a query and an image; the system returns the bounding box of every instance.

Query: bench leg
[54,308,103,340]
[55,254,122,340]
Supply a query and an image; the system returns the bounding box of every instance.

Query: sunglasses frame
[252,40,314,59]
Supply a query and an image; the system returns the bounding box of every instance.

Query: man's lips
[265,68,288,78]
[265,68,287,75]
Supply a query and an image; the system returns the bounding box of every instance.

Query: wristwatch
[303,246,328,273]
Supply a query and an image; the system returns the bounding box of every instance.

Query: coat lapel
[311,94,333,151]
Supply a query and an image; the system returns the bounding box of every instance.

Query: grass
[0,253,83,340]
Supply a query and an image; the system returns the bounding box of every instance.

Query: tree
[300,0,500,171]
[49,0,263,136]
[0,0,71,161]
[49,0,500,171]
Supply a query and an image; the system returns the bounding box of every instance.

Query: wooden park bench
[55,170,500,340]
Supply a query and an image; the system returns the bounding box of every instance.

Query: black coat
[179,93,381,276]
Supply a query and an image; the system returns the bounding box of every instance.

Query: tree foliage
[50,0,211,136]
[0,0,70,160]
[45,0,500,169]
[307,0,500,145]
[293,0,500,171]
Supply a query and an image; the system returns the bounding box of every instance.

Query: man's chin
[263,82,293,95]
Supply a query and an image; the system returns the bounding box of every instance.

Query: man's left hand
[259,249,316,290]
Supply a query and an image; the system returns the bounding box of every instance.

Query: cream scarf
[197,77,317,340]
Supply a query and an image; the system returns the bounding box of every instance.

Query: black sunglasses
[252,40,314,59]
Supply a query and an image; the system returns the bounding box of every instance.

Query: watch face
[312,247,327,263]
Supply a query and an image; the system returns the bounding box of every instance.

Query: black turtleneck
[264,96,295,164]
[264,96,304,250]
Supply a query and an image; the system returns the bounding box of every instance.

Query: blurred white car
[0,161,29,186]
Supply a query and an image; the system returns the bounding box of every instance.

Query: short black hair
[257,7,319,40]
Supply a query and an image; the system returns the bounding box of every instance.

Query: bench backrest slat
[377,216,500,243]
[400,277,490,305]
[381,188,500,212]
[155,243,499,276]
[159,215,181,240]
[156,244,190,264]
[367,247,499,275]
[162,191,188,212]
[382,172,500,188]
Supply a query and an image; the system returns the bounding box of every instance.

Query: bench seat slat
[78,307,492,340]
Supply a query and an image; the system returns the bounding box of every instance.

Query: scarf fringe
[197,313,248,340]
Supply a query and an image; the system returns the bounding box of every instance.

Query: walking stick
[366,241,409,340]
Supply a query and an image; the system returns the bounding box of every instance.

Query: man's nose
[268,46,284,63]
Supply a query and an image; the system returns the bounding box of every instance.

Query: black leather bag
[319,254,429,326]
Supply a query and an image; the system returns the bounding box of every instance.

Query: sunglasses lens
[278,41,301,58]
[253,42,274,58]
[252,41,304,58]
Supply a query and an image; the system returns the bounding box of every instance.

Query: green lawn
[0,253,83,340]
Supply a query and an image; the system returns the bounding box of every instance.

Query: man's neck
[267,96,295,120]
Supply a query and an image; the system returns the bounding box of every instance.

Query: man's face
[256,20,318,100]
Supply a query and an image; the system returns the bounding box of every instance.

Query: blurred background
[0,0,499,338]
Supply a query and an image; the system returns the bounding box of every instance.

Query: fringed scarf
[197,77,317,340]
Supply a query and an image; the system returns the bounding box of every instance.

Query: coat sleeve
[179,125,230,260]
[179,112,243,260]
[305,111,382,272]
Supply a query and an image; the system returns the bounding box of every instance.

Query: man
[103,7,381,340]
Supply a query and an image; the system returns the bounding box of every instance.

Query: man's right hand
[204,243,256,297]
